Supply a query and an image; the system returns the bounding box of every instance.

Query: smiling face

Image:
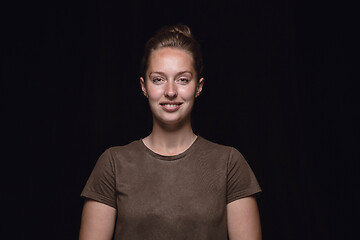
[140,47,204,126]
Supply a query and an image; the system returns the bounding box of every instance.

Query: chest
[114,155,228,227]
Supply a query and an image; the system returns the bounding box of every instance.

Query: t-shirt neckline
[139,136,201,161]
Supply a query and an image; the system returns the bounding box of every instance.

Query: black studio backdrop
[1,1,357,239]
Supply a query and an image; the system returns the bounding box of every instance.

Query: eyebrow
[149,71,193,78]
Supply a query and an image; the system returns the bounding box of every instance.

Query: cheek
[146,86,163,101]
[179,87,197,100]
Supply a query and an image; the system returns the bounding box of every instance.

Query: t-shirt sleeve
[227,147,262,204]
[80,149,117,209]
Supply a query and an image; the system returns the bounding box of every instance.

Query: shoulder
[197,136,231,150]
[197,136,240,156]
[197,137,248,167]
[105,139,142,156]
[96,140,143,166]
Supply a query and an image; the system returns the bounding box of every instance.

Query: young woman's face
[140,47,204,126]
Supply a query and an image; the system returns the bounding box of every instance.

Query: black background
[2,0,357,239]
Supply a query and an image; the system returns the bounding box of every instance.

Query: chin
[154,114,190,127]
[159,118,183,125]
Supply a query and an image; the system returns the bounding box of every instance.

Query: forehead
[147,47,194,73]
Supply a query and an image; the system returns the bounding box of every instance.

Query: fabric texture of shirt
[81,136,261,239]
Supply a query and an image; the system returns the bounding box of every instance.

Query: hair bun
[168,24,192,38]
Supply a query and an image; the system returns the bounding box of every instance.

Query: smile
[160,102,182,112]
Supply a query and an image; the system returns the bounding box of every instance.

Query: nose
[165,81,177,98]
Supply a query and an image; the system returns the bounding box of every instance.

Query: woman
[79,24,262,240]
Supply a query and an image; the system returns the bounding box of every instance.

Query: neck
[142,118,197,156]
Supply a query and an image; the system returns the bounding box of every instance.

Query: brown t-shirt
[81,136,261,239]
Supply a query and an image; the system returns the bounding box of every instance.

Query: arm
[79,199,117,240]
[227,196,262,240]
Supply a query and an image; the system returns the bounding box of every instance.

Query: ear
[195,78,204,98]
[140,77,148,98]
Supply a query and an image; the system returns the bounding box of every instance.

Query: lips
[160,102,183,112]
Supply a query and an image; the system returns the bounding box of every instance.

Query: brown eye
[152,78,164,84]
[177,78,189,84]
